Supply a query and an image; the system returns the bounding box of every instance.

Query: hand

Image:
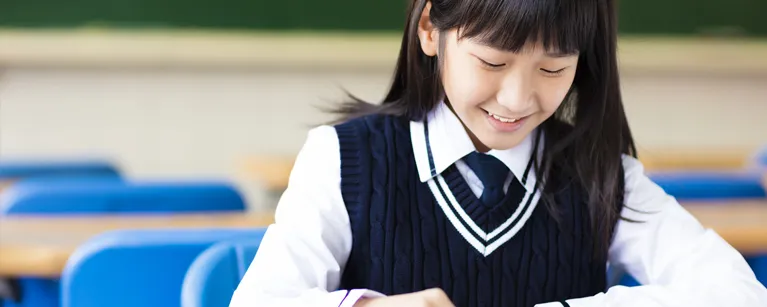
[353,288,454,307]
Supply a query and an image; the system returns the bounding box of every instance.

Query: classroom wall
[0,33,765,211]
[1,65,765,211]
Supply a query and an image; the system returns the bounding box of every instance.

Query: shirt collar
[410,102,535,188]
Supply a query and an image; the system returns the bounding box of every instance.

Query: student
[230,0,767,306]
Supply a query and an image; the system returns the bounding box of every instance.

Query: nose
[496,70,534,111]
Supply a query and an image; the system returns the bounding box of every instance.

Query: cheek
[537,75,575,114]
[443,56,496,109]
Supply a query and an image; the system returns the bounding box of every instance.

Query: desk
[0,212,274,278]
[638,149,751,171]
[683,201,767,255]
[240,156,295,191]
[1,202,767,278]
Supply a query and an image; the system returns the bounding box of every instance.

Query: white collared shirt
[230,102,767,307]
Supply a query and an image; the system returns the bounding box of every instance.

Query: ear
[417,1,439,57]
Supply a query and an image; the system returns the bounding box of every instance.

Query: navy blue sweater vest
[335,114,607,307]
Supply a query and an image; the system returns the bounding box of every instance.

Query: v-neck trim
[419,117,543,257]
[442,162,530,232]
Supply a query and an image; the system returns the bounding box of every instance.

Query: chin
[487,141,521,151]
[479,134,526,151]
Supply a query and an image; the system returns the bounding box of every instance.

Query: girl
[231,0,767,306]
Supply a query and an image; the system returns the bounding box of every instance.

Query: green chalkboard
[618,0,766,36]
[0,0,765,36]
[0,0,408,31]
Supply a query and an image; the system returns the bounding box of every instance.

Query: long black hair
[330,0,637,258]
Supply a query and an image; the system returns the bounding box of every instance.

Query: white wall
[0,66,765,210]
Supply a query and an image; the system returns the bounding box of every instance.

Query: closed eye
[477,58,505,69]
[540,67,567,76]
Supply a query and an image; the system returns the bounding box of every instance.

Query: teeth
[488,111,518,123]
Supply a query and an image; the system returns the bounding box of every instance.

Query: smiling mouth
[485,110,527,123]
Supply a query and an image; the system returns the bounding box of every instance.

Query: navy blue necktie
[463,152,510,206]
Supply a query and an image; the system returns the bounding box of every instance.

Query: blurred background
[0,1,765,307]
[0,0,764,212]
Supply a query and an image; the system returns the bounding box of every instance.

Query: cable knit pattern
[336,114,607,307]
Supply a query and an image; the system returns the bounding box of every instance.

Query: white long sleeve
[536,156,767,307]
[230,125,381,307]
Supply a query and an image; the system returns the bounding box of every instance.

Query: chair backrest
[0,180,246,214]
[648,170,766,200]
[0,159,120,179]
[60,228,266,307]
[181,237,265,307]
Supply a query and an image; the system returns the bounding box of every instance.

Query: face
[420,20,579,152]
[441,31,579,151]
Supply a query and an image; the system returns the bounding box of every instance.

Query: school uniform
[230,102,767,307]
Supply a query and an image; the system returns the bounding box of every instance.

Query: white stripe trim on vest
[419,116,542,257]
[427,173,541,257]
[485,187,542,256]
[427,179,488,255]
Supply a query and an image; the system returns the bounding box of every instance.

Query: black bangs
[432,0,598,54]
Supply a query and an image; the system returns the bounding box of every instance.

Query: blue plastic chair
[181,236,265,307]
[0,180,246,214]
[0,159,119,179]
[0,179,247,307]
[60,228,266,307]
[649,170,766,200]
